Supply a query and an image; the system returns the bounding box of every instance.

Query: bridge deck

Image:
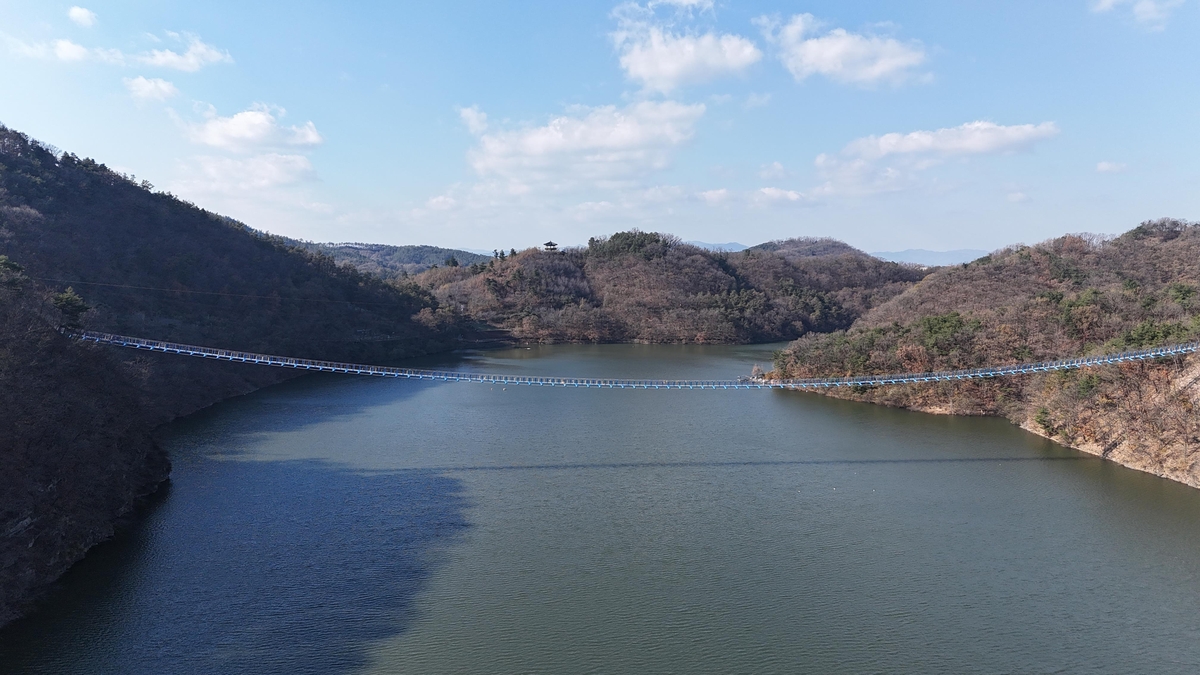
[67,331,1198,390]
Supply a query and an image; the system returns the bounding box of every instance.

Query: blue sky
[1,1,1197,252]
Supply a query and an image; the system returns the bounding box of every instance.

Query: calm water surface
[3,343,1200,674]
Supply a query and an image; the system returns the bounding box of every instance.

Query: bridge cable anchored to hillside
[64,330,1199,391]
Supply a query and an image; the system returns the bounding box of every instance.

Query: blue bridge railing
[67,330,1199,391]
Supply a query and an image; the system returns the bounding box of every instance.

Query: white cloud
[459,106,488,135]
[183,104,323,151]
[68,7,97,27]
[814,120,1060,196]
[757,13,926,86]
[1096,160,1127,172]
[1091,0,1185,29]
[169,101,325,226]
[124,76,178,101]
[697,188,729,204]
[612,2,761,92]
[1007,191,1029,203]
[52,39,89,61]
[467,100,705,188]
[842,121,1060,160]
[139,35,232,71]
[755,187,810,204]
[401,100,709,237]
[615,27,762,92]
[177,153,316,194]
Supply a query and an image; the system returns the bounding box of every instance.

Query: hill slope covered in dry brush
[771,219,1200,487]
[414,230,928,344]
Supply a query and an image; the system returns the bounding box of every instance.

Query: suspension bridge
[67,330,1199,391]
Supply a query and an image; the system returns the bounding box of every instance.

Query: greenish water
[3,342,1200,674]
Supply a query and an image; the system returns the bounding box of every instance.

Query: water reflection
[2,341,1199,675]
[0,460,466,675]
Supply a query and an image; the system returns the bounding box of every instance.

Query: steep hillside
[771,220,1200,487]
[0,262,169,626]
[415,230,927,344]
[0,125,461,625]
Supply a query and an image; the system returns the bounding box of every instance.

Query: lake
[3,342,1200,674]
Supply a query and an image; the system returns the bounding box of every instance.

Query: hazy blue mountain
[284,240,490,278]
[685,241,749,252]
[871,249,990,266]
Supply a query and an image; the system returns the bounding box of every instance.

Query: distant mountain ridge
[684,241,748,252]
[282,239,489,278]
[872,249,990,266]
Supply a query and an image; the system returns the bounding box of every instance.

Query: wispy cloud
[399,99,709,236]
[4,36,122,63]
[754,186,810,205]
[1096,160,1127,172]
[815,120,1060,195]
[464,100,705,191]
[458,106,488,135]
[1091,0,1185,30]
[648,0,713,11]
[697,188,729,204]
[177,153,317,193]
[743,92,771,109]
[139,35,232,71]
[756,13,927,86]
[5,32,230,71]
[124,76,179,101]
[842,121,1060,160]
[758,161,786,179]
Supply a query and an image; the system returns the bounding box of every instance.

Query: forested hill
[745,236,870,260]
[282,240,490,279]
[0,124,460,626]
[0,128,460,363]
[771,220,1200,488]
[412,231,929,344]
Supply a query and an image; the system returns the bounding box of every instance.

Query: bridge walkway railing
[66,330,1199,391]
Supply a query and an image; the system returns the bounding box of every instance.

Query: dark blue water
[3,343,1200,674]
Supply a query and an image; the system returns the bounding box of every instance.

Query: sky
[1,1,1197,252]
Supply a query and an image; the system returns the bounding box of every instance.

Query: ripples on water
[2,343,1199,674]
